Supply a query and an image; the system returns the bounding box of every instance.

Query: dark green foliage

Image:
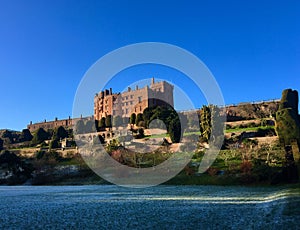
[0,138,3,150]
[0,150,20,165]
[122,117,129,125]
[85,120,97,133]
[256,127,276,137]
[149,106,178,129]
[143,107,153,128]
[99,117,106,129]
[75,120,85,134]
[130,113,136,125]
[112,115,123,128]
[105,115,112,128]
[276,108,300,145]
[49,139,60,149]
[135,113,143,126]
[31,128,49,146]
[199,106,211,142]
[168,118,181,143]
[279,89,299,111]
[1,130,13,143]
[135,128,145,139]
[143,105,182,142]
[52,126,68,141]
[0,150,33,185]
[276,89,300,146]
[20,129,33,142]
[199,105,224,146]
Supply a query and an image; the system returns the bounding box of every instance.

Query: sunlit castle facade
[94,78,174,121]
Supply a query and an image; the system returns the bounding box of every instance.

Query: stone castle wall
[27,117,74,132]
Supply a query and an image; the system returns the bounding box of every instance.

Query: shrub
[240,160,252,174]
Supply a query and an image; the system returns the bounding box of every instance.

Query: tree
[168,118,181,143]
[2,130,13,143]
[122,117,129,125]
[113,115,123,128]
[137,128,144,138]
[276,89,300,146]
[49,139,60,149]
[105,115,112,128]
[75,119,85,134]
[199,105,211,142]
[0,138,3,151]
[99,117,106,129]
[130,113,136,125]
[143,107,153,128]
[85,120,97,133]
[31,128,49,146]
[20,129,33,142]
[135,113,144,126]
[52,126,68,141]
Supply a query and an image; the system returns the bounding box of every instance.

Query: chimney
[151,77,155,85]
[30,121,32,125]
[110,88,112,95]
[128,87,131,92]
[136,85,138,90]
[55,117,58,121]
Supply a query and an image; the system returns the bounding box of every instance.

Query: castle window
[138,96,142,103]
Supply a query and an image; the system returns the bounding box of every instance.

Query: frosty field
[0,185,299,229]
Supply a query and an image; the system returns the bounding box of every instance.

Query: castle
[94,78,174,121]
[27,78,174,132]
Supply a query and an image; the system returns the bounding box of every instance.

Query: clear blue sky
[1,0,299,130]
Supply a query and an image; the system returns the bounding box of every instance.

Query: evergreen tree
[0,138,3,151]
[31,128,49,146]
[135,113,144,126]
[52,126,68,141]
[143,107,153,128]
[20,129,33,142]
[130,113,136,125]
[99,117,106,129]
[168,118,181,143]
[105,115,112,128]
[75,120,85,134]
[85,120,97,133]
[199,105,211,142]
[276,89,300,146]
[112,115,121,127]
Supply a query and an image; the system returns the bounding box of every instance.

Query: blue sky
[1,0,299,130]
